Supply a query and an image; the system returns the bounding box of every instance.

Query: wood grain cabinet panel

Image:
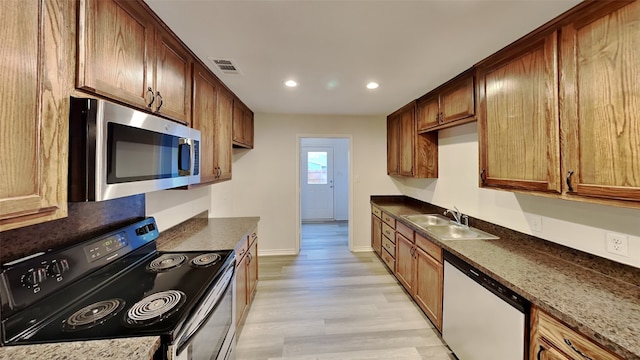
[388,101,438,178]
[416,95,439,132]
[78,0,192,124]
[414,246,443,331]
[530,306,621,360]
[236,227,259,334]
[560,0,640,203]
[395,233,414,292]
[215,89,234,182]
[0,0,72,231]
[417,69,475,132]
[232,100,254,149]
[477,30,561,193]
[371,214,382,256]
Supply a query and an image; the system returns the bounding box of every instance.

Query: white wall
[209,113,400,254]
[394,122,640,268]
[145,186,211,232]
[301,137,349,221]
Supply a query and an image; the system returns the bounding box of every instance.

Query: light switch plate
[606,232,629,257]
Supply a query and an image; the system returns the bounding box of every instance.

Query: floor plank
[236,221,455,360]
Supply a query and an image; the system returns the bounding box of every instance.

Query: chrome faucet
[444,206,469,227]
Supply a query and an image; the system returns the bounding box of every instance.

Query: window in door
[307,151,328,184]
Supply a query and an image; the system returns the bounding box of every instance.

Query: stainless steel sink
[425,224,499,240]
[402,214,450,227]
[402,214,499,241]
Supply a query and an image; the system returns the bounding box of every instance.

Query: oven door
[170,263,236,360]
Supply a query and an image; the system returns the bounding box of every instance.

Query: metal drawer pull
[147,87,155,108]
[566,170,575,192]
[564,338,593,360]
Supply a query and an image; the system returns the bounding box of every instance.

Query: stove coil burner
[146,254,187,272]
[191,253,221,267]
[125,290,186,327]
[63,299,125,331]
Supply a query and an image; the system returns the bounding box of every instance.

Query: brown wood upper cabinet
[477,30,561,194]
[0,0,73,231]
[77,0,193,124]
[192,63,230,184]
[417,69,476,132]
[560,0,640,203]
[387,101,438,178]
[477,1,640,207]
[232,100,254,149]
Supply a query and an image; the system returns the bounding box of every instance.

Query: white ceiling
[144,0,581,116]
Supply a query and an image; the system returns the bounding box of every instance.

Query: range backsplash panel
[0,195,145,264]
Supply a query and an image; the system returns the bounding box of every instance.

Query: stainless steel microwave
[68,97,200,201]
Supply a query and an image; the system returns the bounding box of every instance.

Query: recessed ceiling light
[285,80,297,87]
[367,82,379,90]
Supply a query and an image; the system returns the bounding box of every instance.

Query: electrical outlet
[606,232,629,257]
[527,215,543,232]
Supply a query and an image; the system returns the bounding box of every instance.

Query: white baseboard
[351,246,374,253]
[257,249,299,256]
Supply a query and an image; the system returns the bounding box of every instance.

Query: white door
[301,146,334,221]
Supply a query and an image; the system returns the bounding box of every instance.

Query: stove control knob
[47,259,69,276]
[22,268,47,287]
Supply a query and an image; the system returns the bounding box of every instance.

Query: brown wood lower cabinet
[530,306,621,360]
[371,213,382,256]
[372,214,444,332]
[235,226,258,333]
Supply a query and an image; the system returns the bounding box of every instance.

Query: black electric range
[0,217,234,350]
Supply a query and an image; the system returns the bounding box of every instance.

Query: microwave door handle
[178,141,191,173]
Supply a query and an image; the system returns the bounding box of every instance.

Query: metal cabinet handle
[480,168,487,184]
[537,345,544,360]
[147,87,155,108]
[564,338,594,360]
[566,170,575,192]
[156,91,164,111]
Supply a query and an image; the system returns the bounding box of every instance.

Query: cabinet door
[154,28,192,124]
[371,214,382,255]
[247,240,258,301]
[243,110,254,148]
[478,31,560,193]
[417,95,439,132]
[0,0,71,231]
[215,89,234,181]
[440,74,475,124]
[235,254,248,327]
[414,248,443,331]
[77,0,153,109]
[560,1,640,202]
[395,234,414,292]
[232,101,245,145]
[387,115,400,175]
[399,107,415,176]
[192,63,219,183]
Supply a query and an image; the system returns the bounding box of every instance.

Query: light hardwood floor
[236,221,455,360]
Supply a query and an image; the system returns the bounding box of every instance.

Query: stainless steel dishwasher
[442,251,529,360]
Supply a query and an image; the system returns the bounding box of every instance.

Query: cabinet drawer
[382,212,395,227]
[416,233,442,262]
[372,206,382,218]
[381,249,395,272]
[535,308,620,360]
[396,221,414,242]
[382,237,395,258]
[382,223,395,241]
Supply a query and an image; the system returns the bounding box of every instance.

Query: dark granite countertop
[371,196,640,360]
[0,217,259,360]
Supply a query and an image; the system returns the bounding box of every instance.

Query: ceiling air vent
[209,58,241,75]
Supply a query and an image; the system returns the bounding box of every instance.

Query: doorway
[297,137,351,252]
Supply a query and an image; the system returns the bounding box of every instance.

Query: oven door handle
[174,264,234,355]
